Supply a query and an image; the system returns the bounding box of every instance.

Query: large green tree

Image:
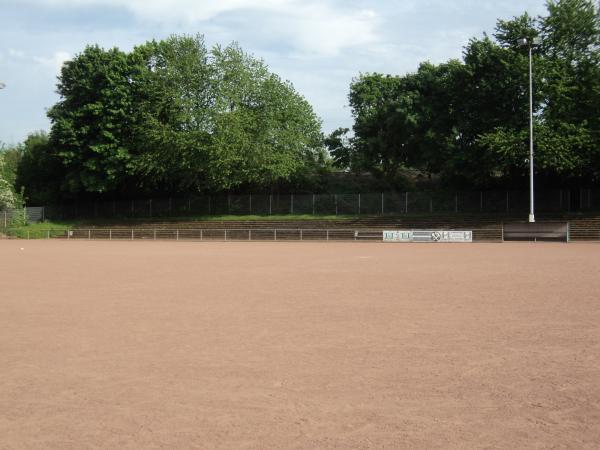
[48,45,134,194]
[333,0,600,188]
[41,34,324,199]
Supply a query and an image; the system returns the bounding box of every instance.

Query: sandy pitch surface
[1,240,600,449]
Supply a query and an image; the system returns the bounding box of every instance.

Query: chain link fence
[0,207,45,226]
[43,188,599,220]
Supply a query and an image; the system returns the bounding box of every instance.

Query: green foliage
[48,46,134,194]
[0,142,21,187]
[14,131,64,204]
[338,0,600,187]
[3,221,72,239]
[38,34,324,200]
[0,153,17,209]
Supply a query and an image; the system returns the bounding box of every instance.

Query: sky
[0,0,549,145]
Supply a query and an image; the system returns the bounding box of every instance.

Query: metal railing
[5,228,380,241]
[3,227,503,241]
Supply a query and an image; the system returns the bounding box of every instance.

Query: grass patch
[176,214,359,221]
[2,221,74,239]
[40,214,363,226]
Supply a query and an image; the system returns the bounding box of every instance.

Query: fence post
[109,229,112,240]
[200,229,203,241]
[300,229,303,240]
[326,229,329,241]
[274,229,277,241]
[335,194,338,216]
[249,229,251,241]
[131,229,134,240]
[88,229,91,240]
[224,229,227,241]
[154,229,156,240]
[559,189,563,210]
[177,230,179,241]
[47,230,50,239]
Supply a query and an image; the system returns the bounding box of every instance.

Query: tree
[130,37,323,192]
[0,153,17,209]
[15,132,64,205]
[339,73,420,186]
[539,0,600,181]
[340,0,600,188]
[43,34,324,199]
[338,62,466,186]
[48,46,135,194]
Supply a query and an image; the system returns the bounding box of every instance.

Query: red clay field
[1,240,600,448]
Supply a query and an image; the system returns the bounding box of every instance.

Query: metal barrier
[4,227,501,242]
[56,228,372,241]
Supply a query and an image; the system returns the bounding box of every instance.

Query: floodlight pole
[518,37,540,223]
[528,43,535,223]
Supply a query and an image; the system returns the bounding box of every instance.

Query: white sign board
[383,230,472,243]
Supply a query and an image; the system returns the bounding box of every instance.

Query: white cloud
[33,51,71,73]
[25,0,380,56]
[8,48,26,59]
[286,7,380,56]
[30,0,300,22]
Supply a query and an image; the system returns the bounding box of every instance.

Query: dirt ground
[1,240,599,449]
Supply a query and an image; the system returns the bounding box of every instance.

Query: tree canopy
[329,0,600,188]
[35,34,323,200]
